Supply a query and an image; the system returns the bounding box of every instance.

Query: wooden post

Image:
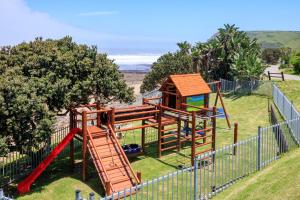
[137,172,142,183]
[141,98,146,152]
[82,111,88,181]
[203,118,207,143]
[233,122,238,155]
[105,181,111,196]
[96,103,101,127]
[191,111,196,166]
[212,106,217,165]
[69,109,74,170]
[268,71,271,80]
[177,113,181,152]
[281,72,285,81]
[111,107,115,131]
[216,85,231,129]
[157,104,162,158]
[212,107,217,151]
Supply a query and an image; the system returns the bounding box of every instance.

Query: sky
[0,0,300,64]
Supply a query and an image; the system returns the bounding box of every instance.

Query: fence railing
[220,78,272,97]
[272,84,300,144]
[73,116,299,200]
[0,125,82,187]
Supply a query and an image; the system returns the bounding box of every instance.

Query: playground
[13,74,273,200]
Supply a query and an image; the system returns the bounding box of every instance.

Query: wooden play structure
[17,73,233,196]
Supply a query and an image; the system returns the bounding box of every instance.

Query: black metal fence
[73,117,299,200]
[0,126,82,187]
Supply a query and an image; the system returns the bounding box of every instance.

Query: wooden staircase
[87,125,139,195]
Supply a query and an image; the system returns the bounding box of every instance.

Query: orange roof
[161,73,212,97]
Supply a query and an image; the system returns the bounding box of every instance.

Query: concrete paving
[265,65,300,81]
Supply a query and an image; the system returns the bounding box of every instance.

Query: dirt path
[265,65,300,81]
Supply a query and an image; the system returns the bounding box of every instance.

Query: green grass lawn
[213,148,300,200]
[275,80,300,111]
[16,93,271,200]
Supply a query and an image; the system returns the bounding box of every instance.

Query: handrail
[108,124,141,184]
[115,105,155,113]
[115,109,159,118]
[143,97,161,101]
[86,109,112,114]
[86,129,114,192]
[160,105,190,115]
[207,81,221,85]
[76,103,97,108]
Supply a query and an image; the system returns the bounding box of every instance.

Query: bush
[290,54,300,73]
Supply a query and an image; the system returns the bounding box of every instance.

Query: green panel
[186,95,205,111]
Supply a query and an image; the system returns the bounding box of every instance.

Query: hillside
[213,148,300,200]
[247,31,300,50]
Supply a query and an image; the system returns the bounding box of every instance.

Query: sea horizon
[108,53,161,72]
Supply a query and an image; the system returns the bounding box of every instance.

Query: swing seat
[122,144,142,157]
[122,144,131,153]
[129,144,141,154]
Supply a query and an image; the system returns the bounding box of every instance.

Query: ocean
[108,54,161,72]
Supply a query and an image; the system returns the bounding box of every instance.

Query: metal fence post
[89,192,95,200]
[257,126,262,171]
[194,157,198,200]
[0,188,3,199]
[75,189,81,200]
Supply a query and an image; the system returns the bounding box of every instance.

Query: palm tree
[177,41,191,55]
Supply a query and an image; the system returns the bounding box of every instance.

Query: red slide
[17,128,81,194]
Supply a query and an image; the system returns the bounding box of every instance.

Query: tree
[0,37,134,152]
[141,24,265,93]
[261,48,282,64]
[290,52,300,73]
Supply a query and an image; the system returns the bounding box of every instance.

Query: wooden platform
[87,126,138,195]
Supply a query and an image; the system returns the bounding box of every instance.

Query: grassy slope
[247,31,300,50]
[213,148,300,200]
[275,80,300,111]
[16,94,270,200]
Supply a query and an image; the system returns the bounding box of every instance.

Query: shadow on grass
[14,152,105,199]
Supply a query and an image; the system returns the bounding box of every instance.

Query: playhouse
[17,73,233,196]
[160,74,211,111]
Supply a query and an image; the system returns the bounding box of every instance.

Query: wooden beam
[96,103,101,127]
[115,116,155,124]
[82,111,87,181]
[117,124,156,132]
[162,90,178,96]
[177,114,181,152]
[216,85,231,129]
[69,110,74,170]
[233,122,238,155]
[115,109,159,118]
[157,104,163,158]
[191,111,196,166]
[160,105,190,115]
[115,105,155,113]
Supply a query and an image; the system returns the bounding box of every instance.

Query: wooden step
[161,139,178,145]
[111,176,132,184]
[195,127,212,133]
[161,127,177,133]
[195,134,212,140]
[161,145,177,152]
[195,148,212,156]
[161,133,177,139]
[195,141,212,148]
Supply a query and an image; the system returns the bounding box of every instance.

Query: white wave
[108,54,161,65]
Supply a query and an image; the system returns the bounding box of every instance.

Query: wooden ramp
[87,125,139,195]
